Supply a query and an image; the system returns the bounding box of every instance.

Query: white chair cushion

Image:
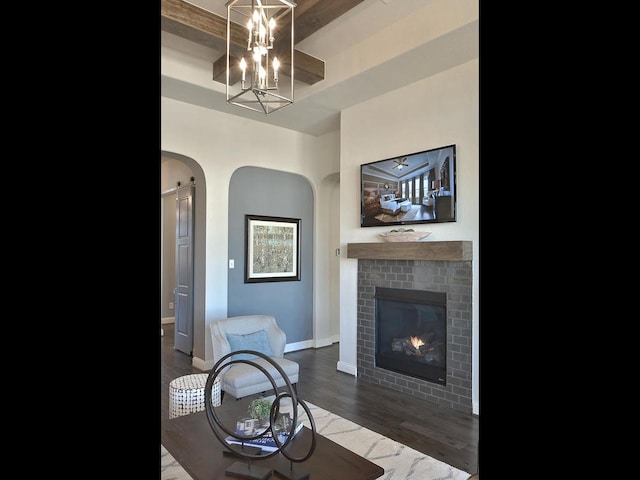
[221,357,299,399]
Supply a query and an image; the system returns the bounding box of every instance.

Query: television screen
[360,144,456,228]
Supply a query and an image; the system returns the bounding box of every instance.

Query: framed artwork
[245,214,301,283]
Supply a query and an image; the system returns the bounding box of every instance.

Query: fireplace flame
[410,336,424,349]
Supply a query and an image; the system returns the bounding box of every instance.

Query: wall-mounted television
[360,144,456,228]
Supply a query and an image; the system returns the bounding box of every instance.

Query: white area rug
[303,402,470,480]
[161,444,193,480]
[161,401,471,480]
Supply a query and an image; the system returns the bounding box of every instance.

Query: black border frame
[244,214,302,283]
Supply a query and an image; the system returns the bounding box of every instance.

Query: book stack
[225,411,304,453]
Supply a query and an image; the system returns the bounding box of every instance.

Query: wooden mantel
[347,241,472,261]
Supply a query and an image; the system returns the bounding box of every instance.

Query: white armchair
[210,315,300,401]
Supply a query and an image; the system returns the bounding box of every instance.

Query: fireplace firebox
[374,287,447,386]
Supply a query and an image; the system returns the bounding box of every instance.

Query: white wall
[338,59,480,414]
[161,99,341,367]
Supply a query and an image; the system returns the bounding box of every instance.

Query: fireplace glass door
[374,287,447,385]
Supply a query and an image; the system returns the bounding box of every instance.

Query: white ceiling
[161,0,479,136]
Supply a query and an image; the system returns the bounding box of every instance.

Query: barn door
[174,184,194,355]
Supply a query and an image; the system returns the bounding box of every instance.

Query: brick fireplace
[347,241,473,413]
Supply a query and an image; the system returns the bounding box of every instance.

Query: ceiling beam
[253,0,366,84]
[162,0,365,86]
[161,0,226,49]
[293,0,366,44]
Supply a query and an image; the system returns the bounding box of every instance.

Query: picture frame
[245,214,301,283]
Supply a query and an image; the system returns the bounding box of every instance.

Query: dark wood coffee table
[162,410,384,480]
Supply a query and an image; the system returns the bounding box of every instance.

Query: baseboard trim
[192,356,208,371]
[285,340,314,352]
[312,337,336,349]
[337,360,357,376]
[197,341,339,372]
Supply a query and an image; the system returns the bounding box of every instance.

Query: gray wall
[227,166,314,344]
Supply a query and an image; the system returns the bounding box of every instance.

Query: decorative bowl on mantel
[379,229,431,242]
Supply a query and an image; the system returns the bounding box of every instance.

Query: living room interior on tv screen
[360,144,456,227]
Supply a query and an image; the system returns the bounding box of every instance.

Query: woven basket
[169,373,221,419]
[379,231,431,242]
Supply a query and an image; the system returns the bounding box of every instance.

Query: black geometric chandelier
[226,0,296,114]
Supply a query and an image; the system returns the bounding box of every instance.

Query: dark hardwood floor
[161,324,479,476]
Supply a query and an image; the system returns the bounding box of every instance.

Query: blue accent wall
[227,166,314,343]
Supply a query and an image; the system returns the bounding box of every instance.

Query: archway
[161,152,207,362]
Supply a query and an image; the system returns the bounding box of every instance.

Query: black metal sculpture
[204,350,317,480]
